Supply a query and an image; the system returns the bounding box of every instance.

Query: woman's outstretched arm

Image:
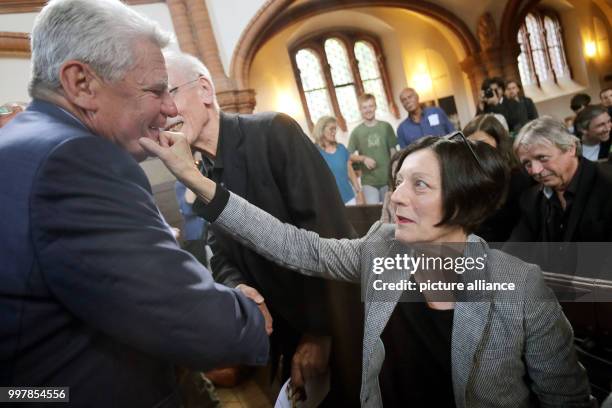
[139,132,364,283]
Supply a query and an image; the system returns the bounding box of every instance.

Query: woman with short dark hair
[141,133,592,408]
[463,114,533,241]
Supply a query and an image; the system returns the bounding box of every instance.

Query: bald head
[400,88,420,114]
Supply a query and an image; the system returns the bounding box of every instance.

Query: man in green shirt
[348,93,398,204]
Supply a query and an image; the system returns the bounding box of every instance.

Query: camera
[484,88,495,99]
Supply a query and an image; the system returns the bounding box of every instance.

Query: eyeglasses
[168,76,201,96]
[446,131,485,172]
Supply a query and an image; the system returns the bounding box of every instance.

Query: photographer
[477,77,521,133]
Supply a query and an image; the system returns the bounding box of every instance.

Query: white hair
[29,0,171,99]
[163,50,218,108]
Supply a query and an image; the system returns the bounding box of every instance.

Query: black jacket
[509,159,612,242]
[195,111,357,333]
[194,112,362,404]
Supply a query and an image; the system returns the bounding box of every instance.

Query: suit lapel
[452,237,492,408]
[362,240,407,383]
[451,301,491,408]
[218,112,248,198]
[564,161,596,241]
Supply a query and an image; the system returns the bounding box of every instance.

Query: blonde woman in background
[313,116,364,205]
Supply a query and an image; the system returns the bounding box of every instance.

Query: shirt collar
[542,158,582,200]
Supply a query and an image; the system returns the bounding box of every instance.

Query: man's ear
[197,76,216,105]
[58,60,100,111]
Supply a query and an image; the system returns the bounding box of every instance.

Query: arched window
[517,11,570,87]
[291,32,397,131]
[295,49,334,125]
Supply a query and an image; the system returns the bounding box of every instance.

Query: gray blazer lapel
[362,240,408,383]
[452,301,491,408]
[452,236,493,408]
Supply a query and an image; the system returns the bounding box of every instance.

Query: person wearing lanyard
[396,87,455,148]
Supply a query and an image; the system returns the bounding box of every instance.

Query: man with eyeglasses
[163,51,362,405]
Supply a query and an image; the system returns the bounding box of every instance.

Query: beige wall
[249,6,474,145]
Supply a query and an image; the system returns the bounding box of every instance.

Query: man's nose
[161,93,178,118]
[530,161,544,175]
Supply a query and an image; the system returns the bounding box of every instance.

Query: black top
[379,299,455,407]
[476,168,533,243]
[543,161,581,242]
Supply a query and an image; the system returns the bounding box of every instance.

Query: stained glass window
[354,41,389,114]
[295,49,333,125]
[544,16,568,79]
[516,11,570,87]
[324,38,360,123]
[525,14,549,83]
[517,29,535,86]
[291,33,395,131]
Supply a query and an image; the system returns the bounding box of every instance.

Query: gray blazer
[212,192,591,408]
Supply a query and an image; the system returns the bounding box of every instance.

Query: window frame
[517,9,571,88]
[290,31,398,132]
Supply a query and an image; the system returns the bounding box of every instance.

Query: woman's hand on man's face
[139,131,198,182]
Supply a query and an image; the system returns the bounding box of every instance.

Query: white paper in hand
[274,372,331,408]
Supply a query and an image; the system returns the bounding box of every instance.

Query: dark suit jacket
[194,112,362,404]
[196,112,357,334]
[509,159,612,243]
[0,100,268,407]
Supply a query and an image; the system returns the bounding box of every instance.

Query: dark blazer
[0,100,268,407]
[196,112,357,333]
[509,159,612,243]
[194,112,362,404]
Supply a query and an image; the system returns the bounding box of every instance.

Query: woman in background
[464,114,532,242]
[313,116,363,205]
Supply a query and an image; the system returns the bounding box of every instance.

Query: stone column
[184,0,235,93]
[166,0,257,113]
[166,0,199,58]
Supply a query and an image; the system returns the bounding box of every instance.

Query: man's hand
[236,284,273,335]
[363,156,377,170]
[290,334,331,389]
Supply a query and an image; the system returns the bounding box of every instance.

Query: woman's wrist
[182,169,215,203]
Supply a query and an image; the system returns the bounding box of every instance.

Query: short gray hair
[29,0,171,99]
[163,51,217,107]
[514,116,581,156]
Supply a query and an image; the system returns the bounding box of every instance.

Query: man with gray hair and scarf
[0,0,268,406]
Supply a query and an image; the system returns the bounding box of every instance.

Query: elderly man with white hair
[0,0,268,406]
[162,51,362,405]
